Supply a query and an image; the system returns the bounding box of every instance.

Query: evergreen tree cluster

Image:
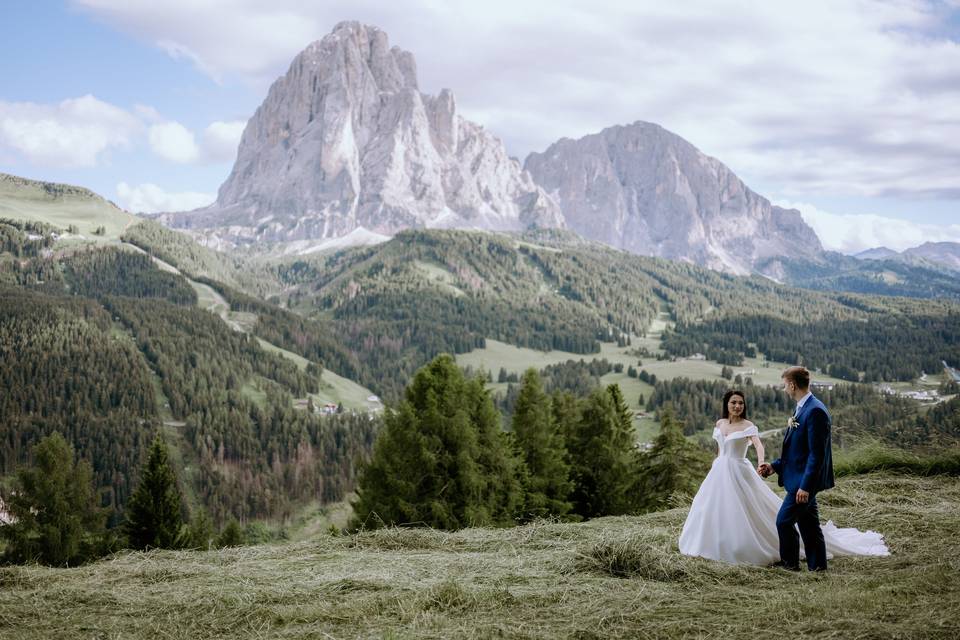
[194,276,364,386]
[102,295,378,523]
[495,358,617,418]
[64,247,198,305]
[663,313,960,382]
[645,377,925,446]
[122,220,279,297]
[0,218,58,257]
[1,431,285,565]
[0,433,110,566]
[896,396,960,448]
[353,357,711,530]
[352,355,522,529]
[1,243,378,528]
[0,287,157,511]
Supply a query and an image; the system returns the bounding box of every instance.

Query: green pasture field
[2,472,956,639]
[0,175,136,242]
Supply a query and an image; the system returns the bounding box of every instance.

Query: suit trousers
[776,491,827,571]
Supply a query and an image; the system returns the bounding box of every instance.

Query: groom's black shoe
[767,561,801,571]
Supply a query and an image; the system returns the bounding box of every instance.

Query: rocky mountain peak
[525,121,823,274]
[159,22,563,248]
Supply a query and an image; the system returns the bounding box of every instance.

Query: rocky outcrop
[159,22,562,246]
[524,122,823,274]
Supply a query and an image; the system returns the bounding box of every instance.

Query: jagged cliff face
[156,24,825,274]
[159,22,563,246]
[524,122,823,274]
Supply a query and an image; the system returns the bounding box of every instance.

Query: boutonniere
[787,416,799,430]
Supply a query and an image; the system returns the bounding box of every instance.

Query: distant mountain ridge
[856,242,960,273]
[524,122,823,275]
[854,247,899,260]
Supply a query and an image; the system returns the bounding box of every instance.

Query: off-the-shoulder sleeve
[728,424,759,440]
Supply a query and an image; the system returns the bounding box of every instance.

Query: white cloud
[148,121,200,163]
[147,119,244,164]
[0,94,241,169]
[134,104,164,123]
[74,0,324,85]
[72,0,960,203]
[0,94,140,167]
[116,181,214,213]
[776,199,960,254]
[202,120,245,163]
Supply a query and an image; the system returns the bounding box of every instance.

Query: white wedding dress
[678,422,890,565]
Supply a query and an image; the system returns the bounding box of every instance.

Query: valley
[2,9,958,639]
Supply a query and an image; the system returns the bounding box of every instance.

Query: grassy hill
[0,172,136,242]
[1,472,956,639]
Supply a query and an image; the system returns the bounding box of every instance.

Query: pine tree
[633,406,712,512]
[567,385,638,518]
[607,384,634,441]
[216,519,244,548]
[467,375,525,525]
[186,508,215,550]
[124,436,185,549]
[511,369,573,521]
[352,354,522,530]
[551,391,582,446]
[0,432,106,566]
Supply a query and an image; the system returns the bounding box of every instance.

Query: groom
[758,366,834,572]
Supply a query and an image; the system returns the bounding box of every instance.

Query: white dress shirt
[794,391,813,416]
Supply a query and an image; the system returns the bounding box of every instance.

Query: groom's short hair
[781,366,810,390]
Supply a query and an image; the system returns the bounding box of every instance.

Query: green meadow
[2,472,956,639]
[0,173,136,242]
[457,337,853,443]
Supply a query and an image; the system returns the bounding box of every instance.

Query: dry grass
[1,473,958,639]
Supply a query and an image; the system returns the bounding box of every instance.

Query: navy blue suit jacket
[771,394,835,494]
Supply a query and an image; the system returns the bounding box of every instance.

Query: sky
[1,0,959,254]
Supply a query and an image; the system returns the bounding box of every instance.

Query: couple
[679,366,889,570]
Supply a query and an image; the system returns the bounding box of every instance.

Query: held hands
[757,463,773,478]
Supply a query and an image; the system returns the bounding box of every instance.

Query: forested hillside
[122,220,281,298]
[262,228,959,399]
[662,312,960,382]
[0,223,377,525]
[0,287,157,511]
[3,205,959,531]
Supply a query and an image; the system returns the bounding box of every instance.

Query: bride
[678,389,889,566]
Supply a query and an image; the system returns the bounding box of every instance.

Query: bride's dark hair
[722,390,748,419]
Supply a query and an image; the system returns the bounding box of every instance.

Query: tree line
[1,245,379,529]
[643,375,940,448]
[662,313,960,382]
[352,355,712,529]
[0,287,157,511]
